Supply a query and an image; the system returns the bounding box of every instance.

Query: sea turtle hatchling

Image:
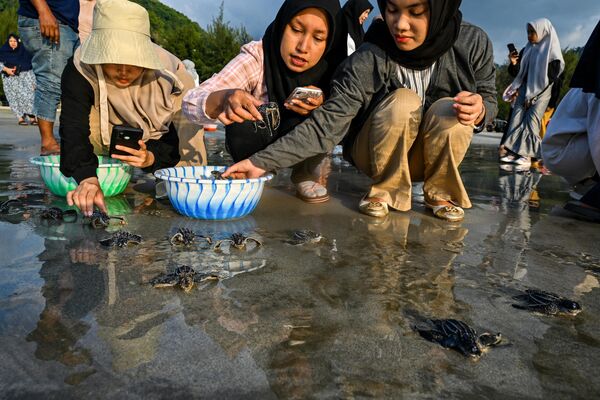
[414,318,502,358]
[99,231,143,248]
[214,232,262,251]
[512,289,582,316]
[170,228,212,246]
[150,265,221,292]
[210,170,231,181]
[40,207,78,223]
[87,210,125,229]
[288,229,324,245]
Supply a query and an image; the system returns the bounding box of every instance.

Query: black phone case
[109,126,143,157]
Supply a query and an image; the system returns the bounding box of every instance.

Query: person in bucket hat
[58,0,205,216]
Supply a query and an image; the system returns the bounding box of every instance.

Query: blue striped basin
[154,166,273,220]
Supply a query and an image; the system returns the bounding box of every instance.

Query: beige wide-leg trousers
[351,88,474,211]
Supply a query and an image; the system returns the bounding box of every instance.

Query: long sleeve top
[183,41,268,125]
[59,59,180,183]
[248,22,497,171]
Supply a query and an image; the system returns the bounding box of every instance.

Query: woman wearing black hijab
[223,0,497,222]
[183,0,342,203]
[542,21,600,222]
[342,0,374,55]
[0,33,36,125]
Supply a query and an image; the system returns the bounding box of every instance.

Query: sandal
[425,202,465,222]
[18,119,28,126]
[296,181,329,204]
[359,196,389,217]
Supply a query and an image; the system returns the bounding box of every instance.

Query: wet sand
[0,109,599,399]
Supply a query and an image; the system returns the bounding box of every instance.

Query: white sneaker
[500,155,516,163]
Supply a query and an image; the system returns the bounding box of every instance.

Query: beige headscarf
[73,45,192,148]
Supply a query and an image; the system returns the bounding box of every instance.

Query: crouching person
[542,22,600,222]
[59,0,201,216]
[223,0,497,222]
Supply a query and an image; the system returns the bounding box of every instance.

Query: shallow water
[1,111,599,399]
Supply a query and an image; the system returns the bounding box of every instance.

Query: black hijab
[364,0,462,70]
[263,0,342,135]
[0,34,33,71]
[343,0,374,47]
[570,21,600,99]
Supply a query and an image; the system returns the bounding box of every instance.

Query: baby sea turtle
[214,232,262,251]
[40,207,78,223]
[288,229,324,245]
[0,199,21,214]
[150,265,220,292]
[99,231,142,248]
[87,210,125,229]
[414,318,502,358]
[512,289,582,316]
[210,170,231,181]
[170,228,212,246]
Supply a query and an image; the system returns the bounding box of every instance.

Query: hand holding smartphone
[285,87,323,105]
[109,125,143,157]
[507,43,518,55]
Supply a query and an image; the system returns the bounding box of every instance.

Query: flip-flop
[18,120,28,126]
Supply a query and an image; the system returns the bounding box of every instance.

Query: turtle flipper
[512,303,557,314]
[214,239,232,250]
[99,237,115,247]
[150,273,179,287]
[478,332,502,347]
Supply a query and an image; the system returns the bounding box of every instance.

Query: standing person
[343,0,374,55]
[183,0,344,204]
[500,18,564,168]
[17,0,80,155]
[542,21,600,222]
[0,34,37,125]
[222,0,497,222]
[60,0,198,216]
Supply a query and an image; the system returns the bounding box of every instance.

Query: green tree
[197,1,252,80]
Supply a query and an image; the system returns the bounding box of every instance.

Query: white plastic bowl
[154,166,272,220]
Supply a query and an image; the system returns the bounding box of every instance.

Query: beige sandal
[425,202,464,222]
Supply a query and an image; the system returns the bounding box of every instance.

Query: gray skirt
[502,84,553,159]
[1,69,35,119]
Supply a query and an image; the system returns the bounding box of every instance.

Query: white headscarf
[508,18,565,101]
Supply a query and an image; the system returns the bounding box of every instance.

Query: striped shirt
[183,41,268,125]
[397,63,436,104]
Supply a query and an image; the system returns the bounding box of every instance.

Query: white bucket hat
[80,0,163,70]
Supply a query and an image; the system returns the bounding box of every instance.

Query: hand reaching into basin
[222,159,266,180]
[67,177,108,217]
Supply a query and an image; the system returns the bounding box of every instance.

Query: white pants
[542,89,600,184]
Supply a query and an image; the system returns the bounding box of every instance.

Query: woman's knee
[424,98,473,138]
[375,88,423,127]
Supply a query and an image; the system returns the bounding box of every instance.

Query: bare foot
[40,142,60,156]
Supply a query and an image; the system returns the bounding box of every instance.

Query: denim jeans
[18,15,79,122]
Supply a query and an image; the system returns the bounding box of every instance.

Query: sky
[161,0,600,64]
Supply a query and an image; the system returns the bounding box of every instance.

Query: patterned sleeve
[182,41,264,125]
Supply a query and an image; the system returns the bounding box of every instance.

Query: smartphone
[507,43,518,55]
[285,87,323,104]
[109,125,143,157]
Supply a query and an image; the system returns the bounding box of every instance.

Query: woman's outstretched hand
[453,91,485,126]
[206,89,264,125]
[222,159,266,179]
[111,140,155,168]
[284,85,324,116]
[66,177,107,217]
